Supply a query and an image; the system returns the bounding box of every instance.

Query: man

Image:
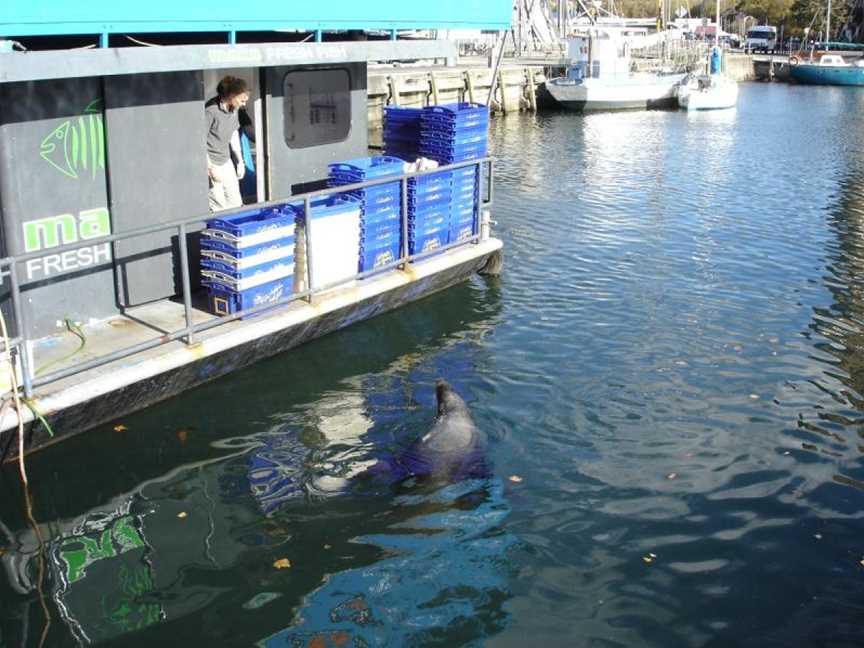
[205,76,250,212]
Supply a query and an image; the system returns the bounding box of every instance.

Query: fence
[0,157,495,399]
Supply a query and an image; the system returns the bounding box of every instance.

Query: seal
[364,379,487,485]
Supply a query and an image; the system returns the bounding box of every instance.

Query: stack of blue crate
[201,206,296,316]
[327,156,405,273]
[420,103,489,242]
[383,107,424,161]
[407,168,453,255]
[419,103,489,244]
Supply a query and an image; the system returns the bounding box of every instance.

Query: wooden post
[430,71,440,105]
[388,75,401,107]
[525,67,537,111]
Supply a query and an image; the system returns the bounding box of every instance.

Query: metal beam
[0,40,458,84]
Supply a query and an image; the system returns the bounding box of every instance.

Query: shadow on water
[0,277,516,646]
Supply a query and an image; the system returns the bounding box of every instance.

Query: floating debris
[509,475,524,483]
[749,394,760,400]
[666,473,677,480]
[242,592,283,610]
[323,544,332,550]
[177,511,187,519]
[176,428,192,443]
[814,534,822,540]
[113,424,128,432]
[642,553,657,564]
[273,558,292,570]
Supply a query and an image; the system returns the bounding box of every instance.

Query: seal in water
[364,379,488,485]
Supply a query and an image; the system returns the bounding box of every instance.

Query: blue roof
[1,1,512,38]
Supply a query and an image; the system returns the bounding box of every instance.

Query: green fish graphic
[39,99,105,180]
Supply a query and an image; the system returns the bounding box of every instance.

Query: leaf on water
[833,474,864,491]
[113,424,128,432]
[176,428,191,443]
[273,558,292,570]
[177,512,187,519]
[509,475,524,483]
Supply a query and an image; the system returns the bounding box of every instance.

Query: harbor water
[4,81,864,646]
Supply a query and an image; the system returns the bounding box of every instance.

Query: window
[283,69,351,149]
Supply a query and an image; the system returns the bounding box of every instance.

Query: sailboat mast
[827,0,832,43]
[715,0,720,47]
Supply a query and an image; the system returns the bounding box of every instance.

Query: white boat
[677,0,739,112]
[677,70,739,110]
[545,31,683,112]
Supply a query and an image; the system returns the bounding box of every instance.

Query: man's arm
[230,130,245,179]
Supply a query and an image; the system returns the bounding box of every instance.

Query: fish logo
[39,99,105,180]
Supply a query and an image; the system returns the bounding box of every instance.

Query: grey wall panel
[265,63,368,198]
[104,71,208,306]
[0,78,119,338]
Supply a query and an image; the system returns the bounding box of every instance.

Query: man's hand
[208,165,218,182]
[236,162,246,180]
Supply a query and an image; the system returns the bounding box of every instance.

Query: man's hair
[217,75,249,99]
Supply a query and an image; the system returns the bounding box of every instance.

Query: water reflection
[0,279,510,646]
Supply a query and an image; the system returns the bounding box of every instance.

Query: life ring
[789,56,799,65]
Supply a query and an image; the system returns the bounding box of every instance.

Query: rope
[0,308,28,486]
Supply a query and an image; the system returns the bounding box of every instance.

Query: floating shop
[0,2,509,458]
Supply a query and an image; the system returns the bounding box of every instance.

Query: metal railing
[0,157,495,398]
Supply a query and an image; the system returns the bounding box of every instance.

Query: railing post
[8,262,32,398]
[178,223,194,344]
[304,196,314,302]
[400,176,409,268]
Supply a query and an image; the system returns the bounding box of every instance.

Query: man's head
[217,76,250,112]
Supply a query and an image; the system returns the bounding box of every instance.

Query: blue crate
[384,106,424,122]
[200,241,294,271]
[423,102,488,119]
[422,150,488,165]
[421,140,488,157]
[409,229,449,255]
[361,228,402,249]
[200,235,295,258]
[408,212,451,236]
[362,202,402,224]
[418,119,488,135]
[327,156,405,180]
[201,256,294,282]
[408,189,451,208]
[408,171,452,194]
[420,129,488,147]
[360,238,402,273]
[449,221,477,242]
[205,205,292,238]
[409,202,451,221]
[207,276,294,317]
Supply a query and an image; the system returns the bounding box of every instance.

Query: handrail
[0,157,495,398]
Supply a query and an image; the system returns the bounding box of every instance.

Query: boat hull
[545,75,683,112]
[678,76,739,110]
[0,240,503,459]
[789,63,864,86]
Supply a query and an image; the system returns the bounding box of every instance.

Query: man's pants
[208,160,242,212]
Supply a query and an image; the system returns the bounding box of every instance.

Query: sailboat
[788,0,864,85]
[676,0,739,110]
